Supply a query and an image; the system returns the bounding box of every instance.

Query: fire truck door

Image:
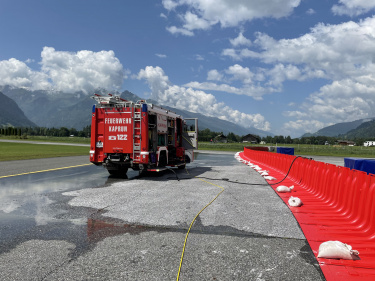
[184,118,198,149]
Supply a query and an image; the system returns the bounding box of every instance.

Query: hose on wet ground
[175,155,313,280]
[175,165,225,281]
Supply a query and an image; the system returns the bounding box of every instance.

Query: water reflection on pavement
[0,152,233,254]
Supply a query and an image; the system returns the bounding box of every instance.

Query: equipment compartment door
[103,111,134,154]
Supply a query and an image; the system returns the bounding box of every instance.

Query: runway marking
[0,163,93,179]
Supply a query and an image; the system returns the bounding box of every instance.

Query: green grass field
[198,142,375,158]
[0,135,91,144]
[2,136,375,161]
[0,142,89,161]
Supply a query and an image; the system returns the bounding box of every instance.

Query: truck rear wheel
[178,164,186,170]
[158,152,167,167]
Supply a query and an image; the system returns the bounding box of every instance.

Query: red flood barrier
[244,146,269,152]
[239,147,375,281]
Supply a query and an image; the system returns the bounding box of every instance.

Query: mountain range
[343,119,375,139]
[0,85,272,137]
[0,91,36,128]
[302,118,375,139]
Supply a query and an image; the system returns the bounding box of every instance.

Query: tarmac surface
[0,151,332,280]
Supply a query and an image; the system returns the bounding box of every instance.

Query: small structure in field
[242,134,260,144]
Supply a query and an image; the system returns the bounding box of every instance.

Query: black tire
[185,155,191,163]
[158,152,167,167]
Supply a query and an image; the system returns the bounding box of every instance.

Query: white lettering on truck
[105,118,131,124]
[109,126,128,132]
[108,135,127,141]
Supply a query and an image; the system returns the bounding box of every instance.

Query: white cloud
[225,64,254,84]
[0,47,125,94]
[306,8,315,15]
[267,64,302,86]
[182,11,213,30]
[283,110,308,118]
[249,17,375,79]
[195,54,204,61]
[221,48,242,60]
[207,69,223,81]
[137,66,270,130]
[156,53,167,58]
[220,16,375,134]
[306,79,375,121]
[166,26,194,36]
[162,0,178,10]
[164,0,301,35]
[281,78,375,135]
[283,119,325,133]
[184,80,278,100]
[188,63,280,100]
[41,47,124,94]
[230,32,252,47]
[0,58,50,90]
[332,0,375,16]
[184,81,245,95]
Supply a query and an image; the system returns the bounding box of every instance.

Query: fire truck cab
[89,94,198,175]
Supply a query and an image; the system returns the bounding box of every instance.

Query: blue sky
[1,0,375,137]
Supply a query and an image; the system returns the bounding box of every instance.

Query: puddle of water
[87,218,153,243]
[0,153,237,257]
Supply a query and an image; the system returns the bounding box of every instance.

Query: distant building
[336,140,356,146]
[214,134,228,143]
[242,134,260,144]
[364,141,375,147]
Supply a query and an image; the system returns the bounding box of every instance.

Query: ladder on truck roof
[133,102,142,162]
[92,94,134,108]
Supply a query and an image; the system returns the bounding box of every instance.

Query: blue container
[345,158,375,174]
[276,147,294,155]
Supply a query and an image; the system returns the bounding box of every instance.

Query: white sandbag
[276,185,294,193]
[288,196,302,207]
[318,241,359,260]
[263,176,277,181]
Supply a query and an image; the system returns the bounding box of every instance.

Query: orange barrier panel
[240,148,375,281]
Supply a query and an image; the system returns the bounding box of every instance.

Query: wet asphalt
[0,152,328,281]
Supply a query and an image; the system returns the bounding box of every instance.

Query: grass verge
[0,142,89,161]
[2,138,375,161]
[198,142,375,158]
[0,135,91,144]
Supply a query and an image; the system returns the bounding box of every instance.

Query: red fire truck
[89,94,198,175]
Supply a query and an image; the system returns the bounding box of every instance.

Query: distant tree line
[0,126,91,138]
[1,126,371,146]
[262,135,336,145]
[198,128,242,142]
[198,129,371,146]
